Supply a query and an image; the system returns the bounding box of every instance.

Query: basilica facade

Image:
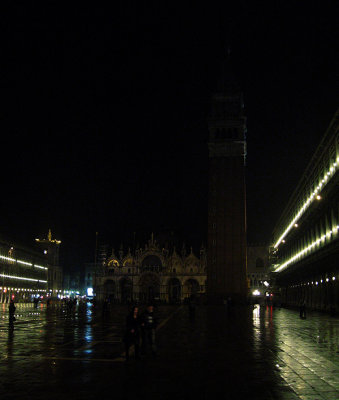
[94,235,207,303]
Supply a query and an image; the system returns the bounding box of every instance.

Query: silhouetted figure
[9,299,16,325]
[299,301,306,319]
[33,297,39,308]
[123,306,141,361]
[47,298,51,307]
[141,304,158,357]
[67,298,75,313]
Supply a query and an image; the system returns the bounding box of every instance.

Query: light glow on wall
[0,255,15,263]
[0,274,47,283]
[0,255,47,270]
[17,260,33,266]
[274,159,339,249]
[34,265,48,270]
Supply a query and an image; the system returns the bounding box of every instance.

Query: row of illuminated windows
[289,276,337,288]
[274,202,339,273]
[0,263,47,281]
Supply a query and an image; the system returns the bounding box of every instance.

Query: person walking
[123,306,141,361]
[141,304,158,357]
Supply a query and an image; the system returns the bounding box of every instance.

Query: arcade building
[0,238,48,303]
[93,234,207,303]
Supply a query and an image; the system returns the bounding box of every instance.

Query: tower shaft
[207,89,248,303]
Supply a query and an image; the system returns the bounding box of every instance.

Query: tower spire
[217,47,239,93]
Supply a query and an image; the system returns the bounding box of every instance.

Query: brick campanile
[207,64,248,304]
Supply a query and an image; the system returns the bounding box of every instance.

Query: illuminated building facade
[271,108,339,313]
[94,234,207,303]
[0,239,48,303]
[207,60,248,303]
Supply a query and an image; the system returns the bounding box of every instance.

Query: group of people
[124,304,157,361]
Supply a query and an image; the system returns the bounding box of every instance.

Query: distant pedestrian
[67,298,75,312]
[299,301,306,319]
[141,304,158,357]
[123,306,141,361]
[9,299,16,323]
[33,297,39,308]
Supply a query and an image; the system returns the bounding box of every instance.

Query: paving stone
[0,303,338,399]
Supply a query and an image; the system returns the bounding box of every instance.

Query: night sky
[2,2,339,270]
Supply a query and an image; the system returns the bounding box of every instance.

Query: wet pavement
[0,302,338,400]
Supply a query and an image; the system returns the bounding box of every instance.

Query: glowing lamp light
[87,288,93,296]
[316,195,322,200]
[252,290,261,296]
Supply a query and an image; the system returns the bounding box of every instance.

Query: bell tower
[207,56,248,303]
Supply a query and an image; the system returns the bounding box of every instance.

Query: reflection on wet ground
[0,302,338,399]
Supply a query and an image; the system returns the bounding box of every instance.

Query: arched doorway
[104,279,116,302]
[168,278,181,303]
[184,279,200,299]
[120,278,133,303]
[139,273,160,303]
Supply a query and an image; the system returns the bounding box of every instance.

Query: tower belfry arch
[207,55,248,303]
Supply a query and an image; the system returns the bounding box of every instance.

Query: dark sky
[2,1,339,269]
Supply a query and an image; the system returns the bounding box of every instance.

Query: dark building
[271,108,339,313]
[207,59,248,303]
